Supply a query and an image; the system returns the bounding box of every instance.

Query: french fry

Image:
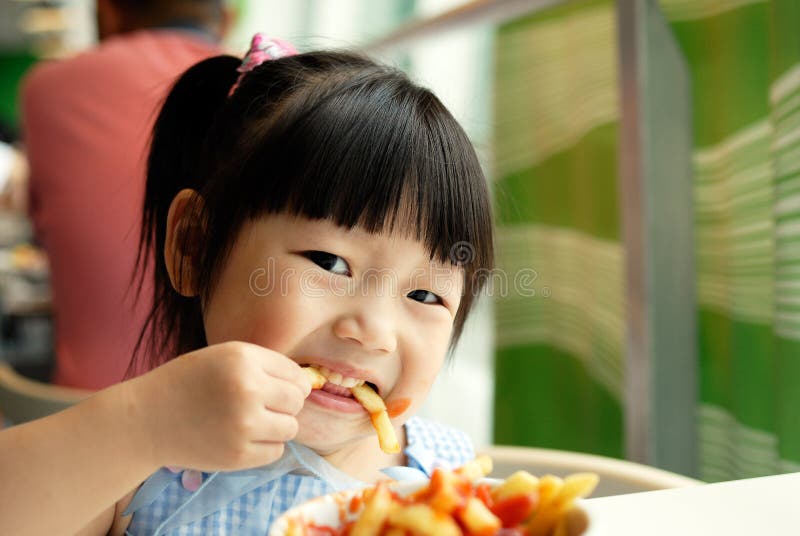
[387,504,461,536]
[525,474,563,536]
[553,516,569,536]
[285,518,304,536]
[368,407,400,454]
[491,470,540,503]
[426,468,465,513]
[303,366,327,390]
[537,474,564,508]
[527,473,598,536]
[558,473,599,503]
[456,496,501,536]
[349,383,384,413]
[454,454,493,481]
[349,483,395,536]
[350,384,400,454]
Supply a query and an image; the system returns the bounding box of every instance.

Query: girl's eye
[303,251,351,276]
[407,289,443,305]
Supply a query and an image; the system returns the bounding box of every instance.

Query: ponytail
[131,54,241,376]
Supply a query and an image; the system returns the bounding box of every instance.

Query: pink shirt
[22,30,220,389]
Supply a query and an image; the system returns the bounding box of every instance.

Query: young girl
[0,35,493,535]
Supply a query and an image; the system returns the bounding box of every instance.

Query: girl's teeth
[314,366,367,388]
[340,377,357,388]
[328,372,343,385]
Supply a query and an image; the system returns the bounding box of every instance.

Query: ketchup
[386,398,411,418]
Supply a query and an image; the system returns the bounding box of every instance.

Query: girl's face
[202,213,463,455]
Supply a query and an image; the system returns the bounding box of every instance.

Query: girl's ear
[164,189,206,297]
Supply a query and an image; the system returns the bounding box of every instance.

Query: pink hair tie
[229,33,298,95]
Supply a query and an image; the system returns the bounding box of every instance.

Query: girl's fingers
[253,411,299,443]
[260,378,307,415]
[228,413,297,469]
[243,441,287,468]
[254,350,311,395]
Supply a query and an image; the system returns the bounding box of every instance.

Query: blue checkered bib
[125,417,474,535]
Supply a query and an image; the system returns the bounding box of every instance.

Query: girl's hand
[129,341,311,472]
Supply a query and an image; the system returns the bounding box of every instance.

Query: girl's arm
[0,380,157,535]
[0,341,310,536]
[73,489,136,536]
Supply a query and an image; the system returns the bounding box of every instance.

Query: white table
[582,472,800,535]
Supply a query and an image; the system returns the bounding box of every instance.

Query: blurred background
[0,0,797,484]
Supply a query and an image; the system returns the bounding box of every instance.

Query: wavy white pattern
[495,224,624,400]
[698,404,799,482]
[494,4,618,177]
[694,119,775,324]
[772,63,800,340]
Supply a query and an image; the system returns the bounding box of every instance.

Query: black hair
[131,50,494,375]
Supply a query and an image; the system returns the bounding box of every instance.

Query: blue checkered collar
[124,418,445,535]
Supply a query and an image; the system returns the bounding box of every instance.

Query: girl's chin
[294,427,372,456]
[296,409,375,451]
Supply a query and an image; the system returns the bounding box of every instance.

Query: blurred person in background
[19,0,232,389]
[0,122,27,212]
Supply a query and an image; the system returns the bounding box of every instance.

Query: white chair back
[0,361,90,424]
[479,445,701,497]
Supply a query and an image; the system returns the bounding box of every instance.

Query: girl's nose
[332,299,398,354]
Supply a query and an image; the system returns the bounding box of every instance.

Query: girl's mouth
[304,365,381,413]
[307,386,365,413]
[306,365,381,395]
[301,366,402,453]
[321,381,352,398]
[319,380,380,397]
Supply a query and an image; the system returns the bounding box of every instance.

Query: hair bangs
[224,70,490,272]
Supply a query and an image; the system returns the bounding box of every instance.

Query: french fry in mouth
[303,366,400,454]
[350,383,400,454]
[303,366,327,389]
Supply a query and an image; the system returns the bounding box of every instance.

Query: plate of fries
[269,456,599,536]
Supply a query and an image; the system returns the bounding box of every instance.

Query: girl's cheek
[245,292,330,352]
[395,348,444,397]
[245,315,286,349]
[245,298,306,349]
[389,375,435,422]
[296,269,350,297]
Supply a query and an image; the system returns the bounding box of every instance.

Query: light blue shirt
[125,416,474,535]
